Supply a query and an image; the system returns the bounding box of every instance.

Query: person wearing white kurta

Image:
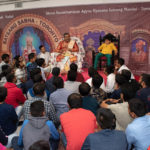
[38,52,50,66]
[105,73,115,93]
[38,45,51,73]
[115,58,134,79]
[38,45,50,65]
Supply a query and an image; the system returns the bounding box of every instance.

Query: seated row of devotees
[0,53,150,150]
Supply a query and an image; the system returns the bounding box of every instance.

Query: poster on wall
[0,2,150,74]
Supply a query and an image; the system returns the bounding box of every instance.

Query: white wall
[0,0,150,12]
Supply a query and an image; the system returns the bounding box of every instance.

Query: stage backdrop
[0,2,150,75]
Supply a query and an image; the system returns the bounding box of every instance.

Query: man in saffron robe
[55,33,79,72]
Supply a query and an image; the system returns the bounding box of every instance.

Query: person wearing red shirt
[60,93,97,150]
[4,73,26,119]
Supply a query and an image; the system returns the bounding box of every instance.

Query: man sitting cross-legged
[4,73,26,120]
[126,98,150,150]
[60,93,97,150]
[23,82,58,126]
[17,101,59,150]
[82,108,128,150]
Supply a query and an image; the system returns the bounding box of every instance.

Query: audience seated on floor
[104,65,116,94]
[90,74,107,104]
[23,82,58,126]
[17,101,59,150]
[86,66,106,91]
[64,70,81,93]
[115,57,134,79]
[136,73,150,111]
[1,51,150,150]
[60,93,97,150]
[82,108,128,150]
[79,82,99,115]
[4,73,26,119]
[69,63,84,82]
[126,98,150,150]
[46,67,60,94]
[50,77,72,119]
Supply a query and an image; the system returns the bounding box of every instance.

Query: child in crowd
[18,101,59,150]
[94,36,117,69]
[15,60,26,89]
[26,53,37,80]
[36,58,47,81]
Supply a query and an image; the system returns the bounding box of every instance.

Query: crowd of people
[0,47,150,150]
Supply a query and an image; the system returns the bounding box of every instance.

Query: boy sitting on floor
[18,101,59,150]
